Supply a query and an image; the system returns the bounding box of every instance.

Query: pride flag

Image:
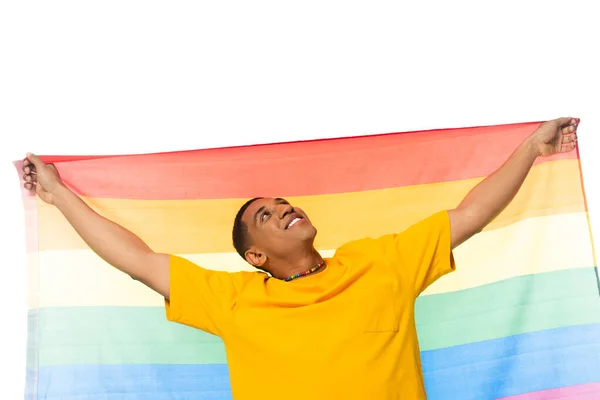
[16,122,600,399]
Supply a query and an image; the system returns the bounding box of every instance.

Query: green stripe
[33,307,225,366]
[35,268,600,366]
[415,267,600,350]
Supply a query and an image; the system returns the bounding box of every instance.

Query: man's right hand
[23,153,64,204]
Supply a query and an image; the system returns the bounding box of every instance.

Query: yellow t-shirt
[165,211,455,399]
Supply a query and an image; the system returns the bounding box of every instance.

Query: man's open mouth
[285,217,303,229]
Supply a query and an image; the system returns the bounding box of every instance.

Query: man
[22,117,579,399]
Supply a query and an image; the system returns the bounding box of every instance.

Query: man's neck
[269,247,325,280]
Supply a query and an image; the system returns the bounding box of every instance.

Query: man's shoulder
[332,236,390,263]
[332,224,433,264]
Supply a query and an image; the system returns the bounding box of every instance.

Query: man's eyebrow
[275,198,288,204]
[254,205,266,225]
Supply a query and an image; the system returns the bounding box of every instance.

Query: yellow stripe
[27,252,40,309]
[33,212,593,308]
[423,211,594,295]
[37,159,584,254]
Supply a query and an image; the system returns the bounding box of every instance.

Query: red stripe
[497,383,600,399]
[29,122,574,200]
[36,155,118,162]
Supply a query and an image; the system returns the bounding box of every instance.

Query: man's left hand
[532,117,579,157]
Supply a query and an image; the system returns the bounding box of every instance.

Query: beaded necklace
[283,261,326,282]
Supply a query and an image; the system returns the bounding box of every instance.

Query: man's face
[242,197,317,265]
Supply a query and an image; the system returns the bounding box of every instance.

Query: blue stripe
[36,364,232,400]
[35,323,600,400]
[422,323,600,399]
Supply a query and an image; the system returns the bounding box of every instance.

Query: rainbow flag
[16,122,600,399]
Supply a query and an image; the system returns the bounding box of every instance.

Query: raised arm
[22,153,171,299]
[448,117,579,249]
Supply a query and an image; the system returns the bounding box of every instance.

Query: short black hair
[232,197,263,260]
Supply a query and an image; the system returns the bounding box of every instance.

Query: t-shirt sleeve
[164,255,241,337]
[380,210,456,297]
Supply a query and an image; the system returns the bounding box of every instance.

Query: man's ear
[245,247,267,267]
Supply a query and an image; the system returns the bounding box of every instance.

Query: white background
[1,1,598,398]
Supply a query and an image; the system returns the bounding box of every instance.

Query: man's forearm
[52,184,155,279]
[452,136,539,243]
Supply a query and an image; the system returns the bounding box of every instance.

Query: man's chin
[301,225,318,241]
[283,221,317,240]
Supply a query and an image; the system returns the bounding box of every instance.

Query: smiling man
[232,197,321,278]
[22,117,578,399]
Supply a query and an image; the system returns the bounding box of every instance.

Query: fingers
[554,117,579,128]
[22,159,35,174]
[562,133,578,144]
[23,171,37,183]
[560,120,579,153]
[560,142,577,153]
[24,181,36,191]
[22,153,41,192]
[561,123,577,136]
[23,177,38,191]
[561,115,579,143]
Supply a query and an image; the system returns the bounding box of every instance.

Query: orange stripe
[35,159,584,254]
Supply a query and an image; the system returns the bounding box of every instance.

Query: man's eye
[261,212,270,221]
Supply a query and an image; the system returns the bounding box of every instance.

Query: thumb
[26,152,46,169]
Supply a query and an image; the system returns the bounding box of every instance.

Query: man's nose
[277,204,293,218]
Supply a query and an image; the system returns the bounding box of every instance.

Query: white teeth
[287,217,301,229]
